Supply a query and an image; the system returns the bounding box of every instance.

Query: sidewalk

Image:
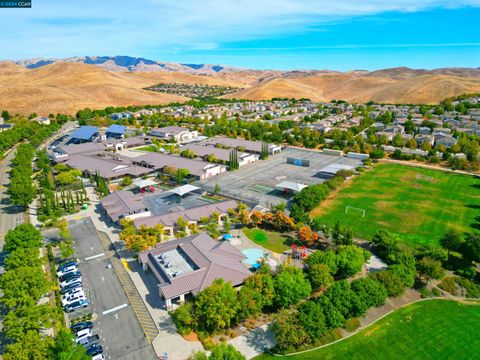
[228,324,276,359]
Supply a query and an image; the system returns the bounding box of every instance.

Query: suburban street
[0,148,23,245]
[69,218,156,360]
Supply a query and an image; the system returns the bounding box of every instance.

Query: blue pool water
[242,248,266,266]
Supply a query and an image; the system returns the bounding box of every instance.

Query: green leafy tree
[48,329,90,360]
[416,257,445,284]
[351,277,388,310]
[194,279,239,333]
[4,330,51,360]
[272,307,309,352]
[461,233,480,263]
[370,270,405,297]
[0,267,50,307]
[335,245,370,278]
[4,224,43,252]
[305,250,338,275]
[297,301,327,341]
[274,266,312,308]
[308,264,334,291]
[3,303,53,341]
[4,247,44,271]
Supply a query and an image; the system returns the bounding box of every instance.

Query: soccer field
[312,163,480,247]
[256,300,480,360]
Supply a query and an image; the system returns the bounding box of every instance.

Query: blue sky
[1,0,480,70]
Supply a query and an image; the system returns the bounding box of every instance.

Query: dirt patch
[183,332,199,342]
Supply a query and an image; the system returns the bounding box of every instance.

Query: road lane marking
[102,303,128,315]
[85,253,105,261]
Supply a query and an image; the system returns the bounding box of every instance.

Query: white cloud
[1,0,480,59]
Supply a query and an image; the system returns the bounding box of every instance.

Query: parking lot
[198,147,361,207]
[69,218,156,360]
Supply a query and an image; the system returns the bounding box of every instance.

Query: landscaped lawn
[312,163,480,247]
[242,227,293,253]
[136,145,158,152]
[256,300,480,360]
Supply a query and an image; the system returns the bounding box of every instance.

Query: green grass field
[135,145,158,152]
[312,163,480,247]
[257,300,480,360]
[242,227,292,253]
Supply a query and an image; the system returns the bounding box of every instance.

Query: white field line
[85,253,105,261]
[102,303,128,315]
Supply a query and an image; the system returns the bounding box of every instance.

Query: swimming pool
[242,248,266,266]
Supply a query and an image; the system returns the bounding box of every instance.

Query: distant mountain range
[11,55,244,74]
[1,56,480,115]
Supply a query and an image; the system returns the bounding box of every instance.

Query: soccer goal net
[345,206,366,218]
[416,174,434,182]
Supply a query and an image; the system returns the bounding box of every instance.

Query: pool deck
[229,229,282,270]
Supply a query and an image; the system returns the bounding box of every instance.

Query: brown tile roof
[139,232,250,300]
[133,199,237,229]
[100,190,147,222]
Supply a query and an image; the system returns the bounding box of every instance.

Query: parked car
[60,281,82,294]
[64,299,89,313]
[70,321,93,333]
[62,293,86,307]
[62,287,84,299]
[77,334,99,347]
[92,354,105,360]
[76,329,93,344]
[75,328,92,338]
[57,261,77,272]
[86,344,103,357]
[57,265,77,277]
[59,270,81,282]
[60,276,82,288]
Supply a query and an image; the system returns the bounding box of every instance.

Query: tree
[305,250,338,275]
[250,210,263,227]
[274,266,312,308]
[298,225,319,246]
[461,233,480,263]
[4,330,51,360]
[308,264,334,292]
[416,257,445,283]
[194,279,239,333]
[121,176,132,187]
[336,245,369,278]
[4,224,43,252]
[297,301,327,341]
[272,308,309,352]
[0,267,50,307]
[4,247,43,271]
[48,329,90,360]
[370,270,405,297]
[3,303,53,341]
[351,277,388,309]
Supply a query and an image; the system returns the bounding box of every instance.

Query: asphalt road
[0,148,24,245]
[69,218,156,360]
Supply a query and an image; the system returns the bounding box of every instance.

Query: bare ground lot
[197,147,361,207]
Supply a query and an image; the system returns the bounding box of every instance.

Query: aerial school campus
[1,2,480,360]
[0,94,479,360]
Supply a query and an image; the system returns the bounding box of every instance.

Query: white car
[76,329,92,344]
[62,292,86,307]
[60,276,82,288]
[57,265,77,277]
[92,354,105,360]
[62,286,83,297]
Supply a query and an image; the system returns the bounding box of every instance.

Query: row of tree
[7,143,36,207]
[0,224,88,359]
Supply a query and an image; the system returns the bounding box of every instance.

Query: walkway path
[228,324,276,359]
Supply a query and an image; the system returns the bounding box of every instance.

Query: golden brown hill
[225,72,480,104]
[0,62,189,115]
